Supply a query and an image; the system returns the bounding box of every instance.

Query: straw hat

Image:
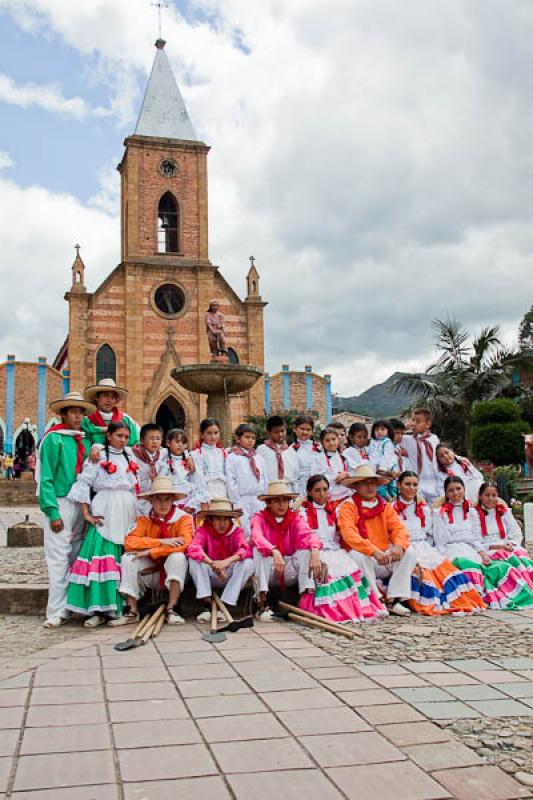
[49,391,95,415]
[139,475,188,500]
[341,464,389,487]
[197,498,243,518]
[258,480,299,502]
[84,378,128,403]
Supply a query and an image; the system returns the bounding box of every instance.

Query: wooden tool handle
[152,612,165,638]
[132,614,149,640]
[287,612,356,639]
[141,604,166,642]
[213,593,233,623]
[279,601,361,636]
[211,598,218,632]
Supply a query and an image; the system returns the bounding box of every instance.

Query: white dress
[394,499,443,569]
[160,453,209,510]
[191,444,228,499]
[67,445,138,545]
[256,442,300,494]
[299,502,355,578]
[436,459,484,504]
[344,445,370,475]
[472,506,523,549]
[368,438,397,473]
[225,449,267,537]
[433,504,484,564]
[310,450,352,501]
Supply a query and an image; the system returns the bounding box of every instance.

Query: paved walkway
[0,620,532,800]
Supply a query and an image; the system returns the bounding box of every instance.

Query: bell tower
[118,39,210,263]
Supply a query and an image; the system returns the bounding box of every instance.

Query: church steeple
[69,243,86,293]
[134,39,197,142]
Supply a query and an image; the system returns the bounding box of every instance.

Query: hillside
[334,372,414,418]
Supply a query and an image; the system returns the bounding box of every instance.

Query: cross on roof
[75,244,81,257]
[151,1,168,39]
[249,255,255,268]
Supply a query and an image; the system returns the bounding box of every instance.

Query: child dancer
[436,444,484,504]
[299,475,386,623]
[474,483,533,609]
[402,408,440,503]
[344,423,370,474]
[310,427,352,502]
[328,420,347,451]
[226,423,267,537]
[337,464,416,616]
[432,476,488,600]
[395,471,485,615]
[390,418,412,474]
[119,476,192,625]
[368,419,398,499]
[188,498,255,619]
[161,428,209,513]
[291,414,320,494]
[251,480,322,621]
[191,418,228,500]
[66,421,139,626]
[82,378,139,447]
[38,391,94,628]
[257,415,299,493]
[132,423,167,515]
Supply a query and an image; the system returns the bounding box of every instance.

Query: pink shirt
[250,509,322,557]
[187,522,251,562]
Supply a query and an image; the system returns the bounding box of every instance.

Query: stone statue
[205,300,227,357]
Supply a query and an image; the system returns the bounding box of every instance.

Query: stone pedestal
[7,522,44,548]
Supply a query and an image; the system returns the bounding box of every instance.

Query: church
[0,40,333,457]
[54,38,266,441]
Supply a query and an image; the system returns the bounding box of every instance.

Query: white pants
[43,497,86,621]
[349,546,417,601]
[253,549,315,594]
[120,552,188,599]
[189,558,255,606]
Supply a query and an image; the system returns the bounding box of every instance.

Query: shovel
[201,598,227,643]
[214,593,254,633]
[114,604,165,651]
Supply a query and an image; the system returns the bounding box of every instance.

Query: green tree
[518,304,533,352]
[392,318,524,455]
[470,399,530,466]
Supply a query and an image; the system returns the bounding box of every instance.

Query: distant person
[390,418,412,474]
[27,451,36,476]
[4,453,14,479]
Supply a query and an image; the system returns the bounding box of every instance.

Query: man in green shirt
[38,391,95,628]
[81,378,139,449]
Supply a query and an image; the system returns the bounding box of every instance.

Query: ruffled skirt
[299,548,387,624]
[66,525,123,617]
[408,541,485,616]
[480,547,533,610]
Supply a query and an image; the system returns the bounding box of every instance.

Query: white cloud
[1,0,533,397]
[0,73,110,120]
[0,150,14,169]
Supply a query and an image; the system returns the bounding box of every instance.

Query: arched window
[157,192,179,253]
[96,344,116,382]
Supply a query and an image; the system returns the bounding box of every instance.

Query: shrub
[470,399,522,425]
[471,422,527,466]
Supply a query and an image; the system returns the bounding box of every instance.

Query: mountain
[333,372,414,418]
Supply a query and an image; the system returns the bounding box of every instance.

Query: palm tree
[392,318,524,454]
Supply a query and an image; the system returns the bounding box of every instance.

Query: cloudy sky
[0,0,532,396]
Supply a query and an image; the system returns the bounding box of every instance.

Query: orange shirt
[337,498,410,557]
[124,514,193,561]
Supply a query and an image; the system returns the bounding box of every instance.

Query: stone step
[0,479,38,506]
[0,583,48,615]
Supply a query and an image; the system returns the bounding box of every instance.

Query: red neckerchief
[231,446,260,480]
[202,519,234,559]
[394,498,426,528]
[150,507,178,587]
[41,424,85,473]
[441,500,470,524]
[263,508,293,555]
[458,458,471,475]
[352,494,386,539]
[264,440,288,479]
[414,431,434,472]
[356,446,369,461]
[132,445,160,479]
[302,499,337,530]
[476,504,506,539]
[395,445,408,471]
[292,441,321,452]
[87,407,124,428]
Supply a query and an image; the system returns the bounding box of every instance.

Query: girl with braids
[65,421,139,626]
[473,483,533,609]
[435,444,483,504]
[310,427,352,502]
[299,475,386,624]
[161,428,209,513]
[395,472,485,615]
[191,418,229,500]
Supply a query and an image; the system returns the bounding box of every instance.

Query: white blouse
[473,506,523,549]
[394,499,433,544]
[160,453,209,506]
[433,504,483,554]
[344,445,370,474]
[436,459,484,504]
[310,450,351,501]
[368,438,397,473]
[67,445,138,505]
[299,502,341,551]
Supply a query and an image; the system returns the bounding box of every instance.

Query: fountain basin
[171,364,262,395]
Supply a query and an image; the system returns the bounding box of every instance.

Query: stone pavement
[0,620,532,800]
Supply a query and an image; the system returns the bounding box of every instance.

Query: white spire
[134,40,197,141]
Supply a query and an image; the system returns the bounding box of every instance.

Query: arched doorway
[155,396,185,437]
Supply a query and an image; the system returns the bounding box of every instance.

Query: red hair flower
[101,461,118,475]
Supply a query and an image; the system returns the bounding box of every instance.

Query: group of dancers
[38,378,533,629]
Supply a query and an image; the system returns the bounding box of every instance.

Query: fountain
[171,300,262,444]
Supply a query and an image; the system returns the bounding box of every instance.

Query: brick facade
[267,367,329,424]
